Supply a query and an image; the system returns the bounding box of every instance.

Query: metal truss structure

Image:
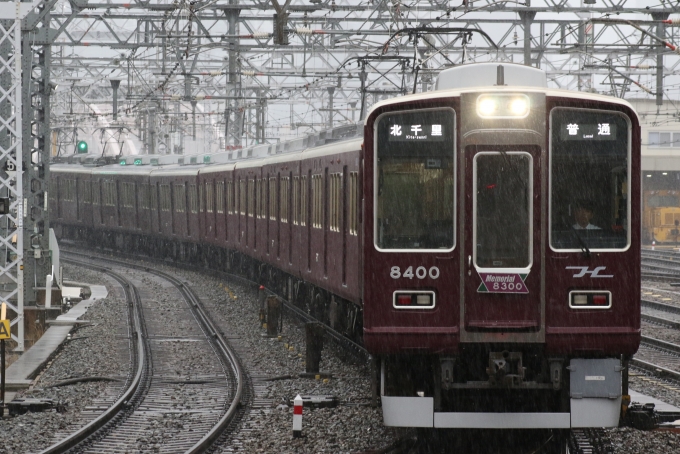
[44,1,680,156]
[4,1,680,349]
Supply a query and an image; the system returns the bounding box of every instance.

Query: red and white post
[293,394,303,438]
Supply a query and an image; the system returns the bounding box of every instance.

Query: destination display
[559,122,617,141]
[387,123,447,142]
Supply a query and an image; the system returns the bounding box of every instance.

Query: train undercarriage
[54,223,364,345]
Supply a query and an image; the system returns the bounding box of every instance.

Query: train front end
[362,63,640,429]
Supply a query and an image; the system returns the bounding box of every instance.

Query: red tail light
[397,295,412,305]
[592,295,608,306]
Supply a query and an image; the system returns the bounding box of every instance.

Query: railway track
[641,250,680,280]
[60,242,371,366]
[40,254,245,454]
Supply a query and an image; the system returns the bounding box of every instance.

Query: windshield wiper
[570,225,591,258]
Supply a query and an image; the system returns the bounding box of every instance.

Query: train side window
[550,108,631,251]
[216,182,224,214]
[329,173,341,232]
[175,184,186,213]
[160,184,171,212]
[248,179,255,217]
[82,181,91,204]
[189,185,198,213]
[312,174,322,228]
[257,179,264,218]
[301,175,308,227]
[150,184,157,210]
[281,176,289,223]
[269,177,278,221]
[138,184,148,210]
[226,181,233,214]
[207,181,215,214]
[238,179,245,215]
[374,108,456,251]
[349,172,358,236]
[293,177,299,225]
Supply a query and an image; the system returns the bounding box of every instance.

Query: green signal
[77,141,88,153]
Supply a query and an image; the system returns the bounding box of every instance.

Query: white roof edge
[365,87,638,122]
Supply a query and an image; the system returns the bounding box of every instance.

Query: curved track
[40,254,245,454]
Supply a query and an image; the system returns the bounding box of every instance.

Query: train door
[461,145,543,341]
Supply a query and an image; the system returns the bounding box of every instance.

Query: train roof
[366,84,637,121]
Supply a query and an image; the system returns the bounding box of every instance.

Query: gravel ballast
[3,262,680,453]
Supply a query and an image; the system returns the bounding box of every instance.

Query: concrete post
[266,295,280,337]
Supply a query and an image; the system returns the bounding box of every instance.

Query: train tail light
[569,291,611,309]
[397,295,412,305]
[393,291,435,309]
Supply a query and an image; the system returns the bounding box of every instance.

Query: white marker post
[293,394,303,438]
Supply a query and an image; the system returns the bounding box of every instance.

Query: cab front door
[460,145,543,343]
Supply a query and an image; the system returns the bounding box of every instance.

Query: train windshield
[474,152,532,269]
[375,108,456,251]
[550,108,630,251]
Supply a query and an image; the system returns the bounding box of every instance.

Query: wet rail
[41,253,244,454]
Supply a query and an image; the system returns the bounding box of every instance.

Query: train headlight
[478,98,498,116]
[476,94,530,119]
[509,98,529,116]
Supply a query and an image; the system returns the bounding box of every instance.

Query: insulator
[665,18,680,25]
[634,64,650,69]
[171,95,181,101]
[242,70,256,77]
[252,32,270,39]
[195,95,206,100]
[209,71,222,76]
[296,27,313,36]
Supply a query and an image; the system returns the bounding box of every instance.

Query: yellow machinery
[643,190,680,243]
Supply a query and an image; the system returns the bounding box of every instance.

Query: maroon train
[51,63,640,438]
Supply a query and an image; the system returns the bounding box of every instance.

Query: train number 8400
[390,266,440,280]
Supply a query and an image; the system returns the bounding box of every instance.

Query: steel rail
[642,298,680,316]
[39,260,146,454]
[632,336,680,382]
[62,245,372,365]
[62,250,245,454]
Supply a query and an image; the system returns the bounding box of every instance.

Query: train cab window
[374,108,455,251]
[550,108,630,251]
[474,152,532,269]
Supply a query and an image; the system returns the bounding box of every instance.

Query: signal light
[76,141,88,153]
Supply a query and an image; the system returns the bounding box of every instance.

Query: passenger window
[375,108,455,250]
[550,108,630,251]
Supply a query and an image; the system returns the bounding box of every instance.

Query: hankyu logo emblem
[566,266,613,278]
